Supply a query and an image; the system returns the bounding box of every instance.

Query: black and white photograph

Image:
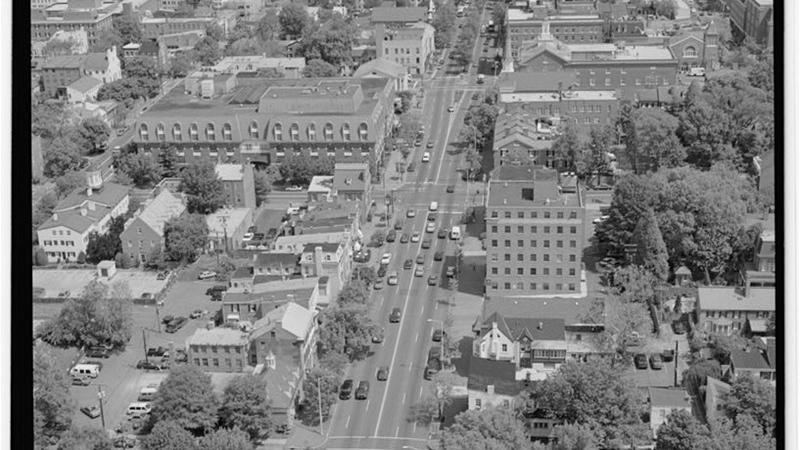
[12,0,794,448]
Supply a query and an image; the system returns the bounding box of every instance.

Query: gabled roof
[255,252,299,267]
[697,287,775,312]
[648,387,691,408]
[370,6,427,23]
[730,349,771,371]
[479,312,565,342]
[56,182,129,212]
[37,213,97,233]
[467,355,522,396]
[301,242,341,253]
[705,376,730,403]
[130,189,185,237]
[352,58,407,79]
[251,302,315,341]
[67,76,102,93]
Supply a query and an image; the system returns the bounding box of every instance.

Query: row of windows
[491,266,578,276]
[49,229,72,236]
[191,344,243,354]
[42,240,76,247]
[47,251,77,258]
[577,77,671,88]
[489,253,578,263]
[566,103,614,113]
[194,357,244,368]
[140,121,368,143]
[491,225,578,234]
[490,281,577,291]
[491,239,578,249]
[490,210,579,219]
[705,310,770,319]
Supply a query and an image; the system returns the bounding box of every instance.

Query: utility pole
[317,379,324,436]
[97,385,106,429]
[155,303,161,333]
[142,329,149,363]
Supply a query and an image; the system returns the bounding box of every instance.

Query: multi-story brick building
[139,16,222,40]
[485,167,584,296]
[40,46,121,97]
[31,0,114,46]
[511,24,678,90]
[492,111,557,169]
[507,10,605,57]
[134,77,394,170]
[668,22,720,71]
[371,7,434,76]
[215,163,256,209]
[120,189,186,265]
[724,0,773,48]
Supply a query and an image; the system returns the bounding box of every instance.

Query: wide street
[318,6,493,449]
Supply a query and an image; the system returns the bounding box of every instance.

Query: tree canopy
[197,428,253,450]
[303,58,339,77]
[440,407,529,450]
[632,209,670,281]
[163,213,209,263]
[722,375,776,437]
[34,344,74,445]
[180,161,226,214]
[149,366,219,434]
[279,3,311,38]
[278,153,335,186]
[299,14,356,67]
[218,375,273,440]
[300,366,342,426]
[318,303,380,360]
[141,420,198,450]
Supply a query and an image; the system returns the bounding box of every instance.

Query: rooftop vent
[538,321,543,330]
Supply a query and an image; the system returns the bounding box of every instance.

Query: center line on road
[396,425,400,437]
[365,399,370,411]
[415,331,419,342]
[402,393,406,404]
[419,385,423,398]
[345,415,351,429]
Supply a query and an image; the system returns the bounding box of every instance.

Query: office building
[371,6,434,75]
[31,0,114,46]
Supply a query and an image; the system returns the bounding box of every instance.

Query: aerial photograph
[28,0,778,448]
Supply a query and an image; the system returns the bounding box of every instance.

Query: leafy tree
[85,215,126,264]
[431,371,459,419]
[38,281,133,349]
[158,148,182,178]
[432,0,457,48]
[115,152,162,188]
[205,23,225,42]
[141,420,198,450]
[683,358,721,396]
[582,293,650,353]
[168,52,196,77]
[582,124,616,181]
[44,137,83,178]
[34,344,73,445]
[56,425,113,450]
[408,395,440,425]
[279,3,310,38]
[76,117,111,154]
[98,77,160,104]
[722,375,776,437]
[43,37,81,57]
[397,90,414,113]
[194,36,223,66]
[342,277,371,300]
[218,375,273,441]
[463,103,499,145]
[632,209,669,281]
[123,56,162,80]
[253,169,272,206]
[522,358,643,445]
[709,414,777,450]
[551,121,583,172]
[90,28,124,52]
[163,213,209,263]
[32,100,71,140]
[197,428,253,450]
[629,108,685,173]
[300,367,341,425]
[655,409,711,450]
[278,153,334,186]
[653,0,677,19]
[303,58,339,77]
[256,9,280,41]
[149,366,219,434]
[748,53,773,95]
[318,303,380,359]
[300,15,356,67]
[440,407,529,450]
[180,161,226,214]
[368,230,386,247]
[397,112,423,143]
[114,12,142,44]
[55,170,87,198]
[551,423,599,450]
[464,144,482,180]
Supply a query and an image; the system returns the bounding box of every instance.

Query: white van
[138,386,158,402]
[429,201,439,211]
[450,226,462,240]
[126,402,152,417]
[688,67,706,77]
[70,363,100,378]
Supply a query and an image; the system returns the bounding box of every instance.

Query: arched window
[290,123,299,141]
[273,122,282,141]
[172,123,182,141]
[139,123,149,141]
[249,121,259,139]
[189,123,199,141]
[683,46,697,58]
[307,123,316,141]
[156,123,166,142]
[324,123,334,141]
[358,123,368,141]
[205,123,215,141]
[223,123,232,141]
[342,123,351,141]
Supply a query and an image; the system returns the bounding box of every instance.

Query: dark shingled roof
[254,252,299,267]
[302,242,341,253]
[467,355,523,396]
[478,312,565,341]
[370,6,427,23]
[730,349,771,370]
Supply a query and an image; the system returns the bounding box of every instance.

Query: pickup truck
[424,347,442,379]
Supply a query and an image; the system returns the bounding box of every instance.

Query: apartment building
[371,6,434,75]
[40,46,121,97]
[31,0,114,46]
[215,163,256,209]
[485,167,584,296]
[507,9,605,56]
[139,16,221,40]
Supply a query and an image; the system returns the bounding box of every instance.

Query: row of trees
[459,93,499,179]
[432,0,457,49]
[450,6,483,67]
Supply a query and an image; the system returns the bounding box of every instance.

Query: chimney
[80,208,88,216]
[52,213,59,221]
[538,321,543,330]
[87,201,95,211]
[486,385,495,395]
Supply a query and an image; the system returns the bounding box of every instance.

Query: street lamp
[97,385,107,429]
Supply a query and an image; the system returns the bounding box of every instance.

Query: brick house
[695,287,774,335]
[40,46,121,97]
[215,163,256,209]
[120,189,185,265]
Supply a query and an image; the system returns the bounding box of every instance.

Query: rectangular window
[517,240,524,247]
[569,268,576,276]
[569,255,576,262]
[543,283,550,290]
[531,226,537,233]
[544,240,550,248]
[570,226,577,234]
[517,226,524,233]
[544,226,551,233]
[556,268,562,275]
[504,282,511,289]
[504,254,511,261]
[517,268,524,275]
[504,240,511,247]
[504,226,511,233]
[504,212,511,218]
[557,240,563,248]
[491,267,498,274]
[491,240,498,247]
[517,254,524,261]
[531,212,538,218]
[530,267,536,275]
[530,240,537,247]
[556,283,563,291]
[570,240,577,248]
[491,226,497,233]
[530,282,537,290]
[213,358,219,367]
[504,267,511,275]
[530,254,537,261]
[543,255,550,262]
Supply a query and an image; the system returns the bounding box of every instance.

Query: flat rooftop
[488,168,581,208]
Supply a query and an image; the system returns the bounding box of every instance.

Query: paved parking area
[33,269,168,298]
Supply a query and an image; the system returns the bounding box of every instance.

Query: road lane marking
[396,426,400,437]
[345,415,351,429]
[373,237,425,437]
[419,385,423,398]
[365,399,370,410]
[402,393,406,404]
[415,331,419,342]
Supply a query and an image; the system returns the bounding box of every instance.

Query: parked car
[72,376,92,386]
[165,317,188,333]
[380,253,392,265]
[190,309,207,319]
[446,185,455,193]
[404,259,414,269]
[198,271,217,280]
[411,232,421,243]
[448,105,456,112]
[427,275,439,286]
[372,329,384,343]
[206,285,227,296]
[386,229,397,242]
[373,280,385,290]
[377,266,387,278]
[416,254,425,265]
[136,360,166,371]
[339,379,354,399]
[425,222,436,233]
[422,152,431,163]
[434,250,444,261]
[86,346,111,358]
[355,381,370,399]
[634,353,648,369]
[141,292,153,300]
[389,308,402,323]
[432,329,445,342]
[421,239,431,249]
[407,209,416,218]
[672,320,687,335]
[446,266,456,278]
[146,347,168,358]
[174,349,188,363]
[400,233,410,243]
[426,141,435,149]
[80,405,101,419]
[377,366,389,381]
[414,266,425,277]
[437,229,447,239]
[394,221,404,231]
[662,349,675,362]
[161,315,174,325]
[649,353,663,370]
[113,436,137,448]
[156,270,169,280]
[388,272,399,285]
[407,162,416,172]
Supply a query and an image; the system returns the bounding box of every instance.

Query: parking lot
[33,269,168,299]
[66,277,224,436]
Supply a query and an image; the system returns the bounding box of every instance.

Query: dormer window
[249,121,259,139]
[156,123,166,142]
[358,123,368,141]
[265,351,276,370]
[290,123,299,141]
[206,123,215,141]
[307,123,316,141]
[190,123,199,141]
[172,123,182,141]
[273,123,282,141]
[324,123,334,141]
[342,123,351,141]
[223,123,232,141]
